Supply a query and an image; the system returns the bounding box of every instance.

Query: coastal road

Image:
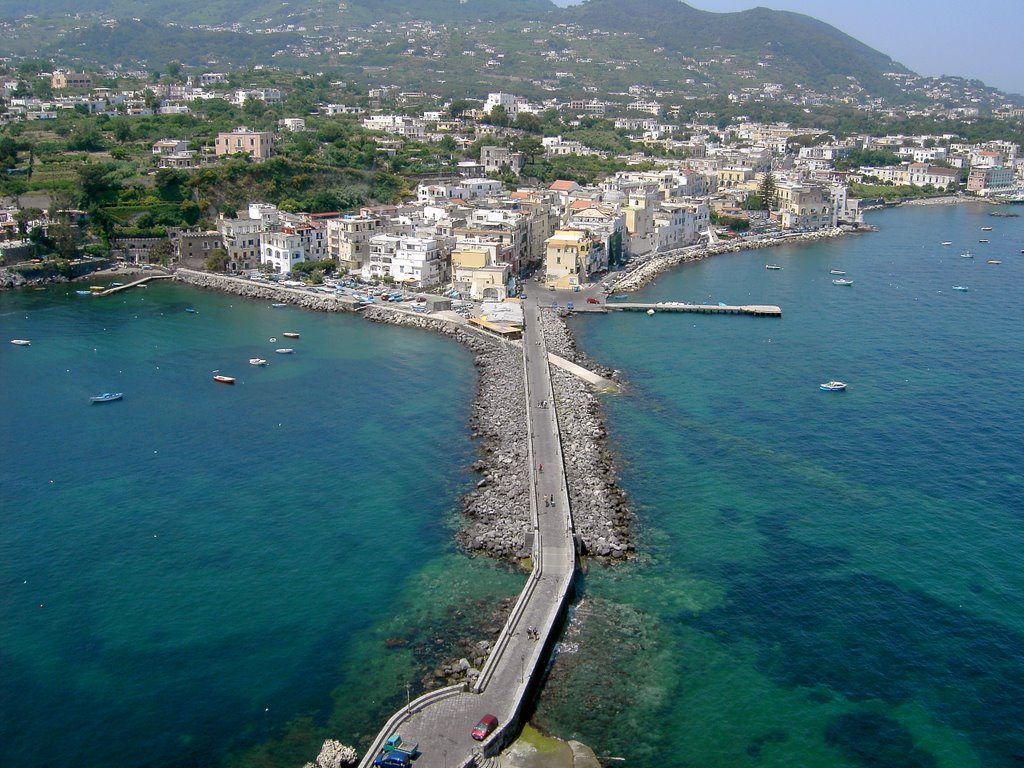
[356,289,577,768]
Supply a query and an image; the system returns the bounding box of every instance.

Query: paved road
[357,291,577,768]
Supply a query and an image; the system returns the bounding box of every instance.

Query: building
[860,163,959,190]
[259,223,327,275]
[543,229,603,289]
[365,234,451,287]
[967,166,1016,195]
[326,214,385,274]
[481,146,525,177]
[775,181,833,230]
[175,230,223,269]
[51,71,92,89]
[214,126,275,160]
[152,139,189,156]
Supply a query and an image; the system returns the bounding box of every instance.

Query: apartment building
[214,126,275,160]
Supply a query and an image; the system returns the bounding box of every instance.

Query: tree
[205,248,229,272]
[14,207,42,237]
[149,239,175,266]
[512,134,544,164]
[757,172,778,211]
[77,163,121,207]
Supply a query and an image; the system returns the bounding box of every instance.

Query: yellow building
[543,229,600,289]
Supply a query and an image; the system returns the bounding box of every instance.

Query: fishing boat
[10,339,31,346]
[90,392,123,403]
[275,348,294,354]
[819,380,847,392]
[960,251,974,258]
[249,358,268,366]
[765,264,783,270]
[952,285,969,291]
[987,260,1002,264]
[282,332,300,339]
[830,270,846,275]
[832,278,854,286]
[213,374,236,384]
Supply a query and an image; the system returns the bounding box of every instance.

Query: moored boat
[981,226,993,231]
[960,251,974,258]
[830,269,846,275]
[275,348,294,354]
[282,332,300,338]
[213,374,236,384]
[952,285,969,291]
[987,260,1001,264]
[90,392,123,403]
[941,241,952,245]
[271,303,287,308]
[820,380,847,392]
[249,358,268,366]
[832,278,854,286]
[765,264,783,270]
[185,308,197,313]
[75,290,92,295]
[10,339,31,345]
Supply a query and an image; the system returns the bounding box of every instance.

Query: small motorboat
[275,348,294,354]
[213,374,236,384]
[646,309,655,315]
[249,358,268,366]
[941,241,952,245]
[960,251,974,258]
[282,332,300,339]
[979,239,989,243]
[952,286,969,291]
[987,260,1002,264]
[185,308,197,313]
[820,380,847,392]
[75,290,92,296]
[981,226,993,231]
[832,278,854,286]
[271,303,287,308]
[830,270,846,275]
[611,294,628,300]
[10,339,31,346]
[90,392,123,403]
[765,264,783,270]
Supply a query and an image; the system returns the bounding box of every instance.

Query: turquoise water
[538,203,1024,766]
[0,285,523,768]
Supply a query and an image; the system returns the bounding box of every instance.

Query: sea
[2,201,1023,768]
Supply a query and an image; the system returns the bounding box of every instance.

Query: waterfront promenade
[356,295,577,768]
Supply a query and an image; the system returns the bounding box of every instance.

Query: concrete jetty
[601,302,782,316]
[96,274,173,295]
[356,295,578,768]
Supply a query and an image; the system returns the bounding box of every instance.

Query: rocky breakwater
[361,307,532,561]
[540,309,632,561]
[611,227,857,293]
[174,269,359,312]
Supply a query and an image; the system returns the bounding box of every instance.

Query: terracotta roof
[549,179,579,191]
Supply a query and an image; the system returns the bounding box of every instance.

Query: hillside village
[2,65,1023,292]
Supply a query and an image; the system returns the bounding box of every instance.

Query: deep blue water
[538,202,1024,767]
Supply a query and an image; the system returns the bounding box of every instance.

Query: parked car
[471,714,498,741]
[586,297,600,304]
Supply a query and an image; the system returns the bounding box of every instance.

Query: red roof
[549,179,579,192]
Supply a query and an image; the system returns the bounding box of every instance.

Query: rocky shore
[608,226,863,293]
[175,268,360,311]
[540,309,632,560]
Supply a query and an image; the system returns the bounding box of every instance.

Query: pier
[585,302,781,317]
[97,274,173,296]
[356,295,578,768]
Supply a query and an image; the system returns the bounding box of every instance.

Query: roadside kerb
[356,684,468,768]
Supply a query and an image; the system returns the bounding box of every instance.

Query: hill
[566,0,909,92]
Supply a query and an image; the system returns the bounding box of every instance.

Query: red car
[471,713,498,741]
[586,297,600,304]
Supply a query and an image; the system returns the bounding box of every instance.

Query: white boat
[90,392,123,403]
[10,339,31,345]
[249,358,268,366]
[952,286,969,291]
[765,264,783,270]
[820,380,847,392]
[282,332,300,339]
[960,251,974,258]
[941,241,952,246]
[646,309,655,315]
[830,270,846,275]
[213,374,236,384]
[987,260,1001,264]
[275,348,294,354]
[979,239,989,243]
[832,278,854,286]
[271,303,287,308]
[981,226,993,231]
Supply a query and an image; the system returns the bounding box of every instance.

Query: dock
[97,274,173,296]
[590,302,781,316]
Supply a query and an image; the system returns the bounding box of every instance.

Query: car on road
[586,297,600,304]
[472,713,499,741]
